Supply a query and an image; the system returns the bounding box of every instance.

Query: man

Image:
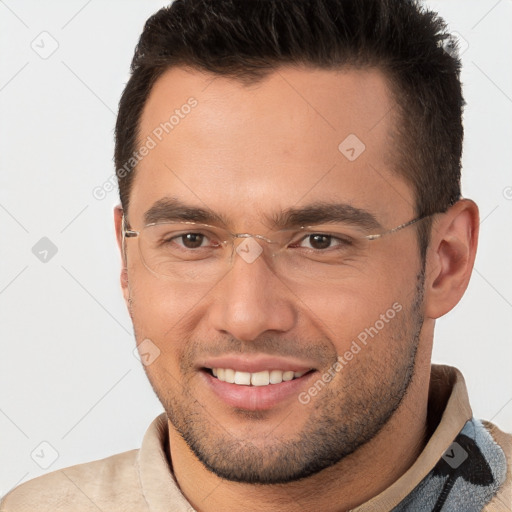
[2,0,510,510]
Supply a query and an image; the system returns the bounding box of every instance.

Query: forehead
[132,66,413,229]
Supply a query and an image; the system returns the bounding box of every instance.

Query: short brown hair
[115,0,464,256]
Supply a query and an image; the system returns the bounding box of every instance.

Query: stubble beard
[141,270,426,484]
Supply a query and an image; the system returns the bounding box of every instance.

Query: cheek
[126,243,418,359]
[297,258,415,355]
[127,263,212,355]
[129,282,191,389]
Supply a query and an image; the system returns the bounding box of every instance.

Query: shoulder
[482,421,512,512]
[0,449,149,512]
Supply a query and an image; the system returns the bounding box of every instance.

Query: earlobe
[424,199,479,319]
[120,267,130,305]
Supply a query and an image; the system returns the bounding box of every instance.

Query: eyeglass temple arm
[122,215,139,238]
[120,215,139,265]
[365,214,431,241]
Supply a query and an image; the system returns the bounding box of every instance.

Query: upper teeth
[211,368,307,386]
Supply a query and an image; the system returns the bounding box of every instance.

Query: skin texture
[114,66,479,512]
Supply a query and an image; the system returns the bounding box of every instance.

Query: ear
[113,205,130,305]
[424,199,479,319]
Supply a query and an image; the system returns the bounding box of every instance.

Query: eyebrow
[143,197,229,226]
[142,197,382,232]
[270,202,382,231]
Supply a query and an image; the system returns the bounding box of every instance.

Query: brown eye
[294,232,353,252]
[180,233,206,249]
[308,234,332,250]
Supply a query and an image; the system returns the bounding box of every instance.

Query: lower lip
[201,370,316,411]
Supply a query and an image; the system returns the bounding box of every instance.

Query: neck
[169,333,434,512]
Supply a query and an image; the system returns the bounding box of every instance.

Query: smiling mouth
[205,368,314,386]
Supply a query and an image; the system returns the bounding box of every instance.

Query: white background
[0,0,511,496]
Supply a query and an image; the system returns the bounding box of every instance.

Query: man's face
[122,66,426,483]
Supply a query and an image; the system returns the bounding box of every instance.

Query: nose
[208,239,297,342]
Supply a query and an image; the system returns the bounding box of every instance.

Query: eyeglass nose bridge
[227,232,282,264]
[232,232,275,244]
